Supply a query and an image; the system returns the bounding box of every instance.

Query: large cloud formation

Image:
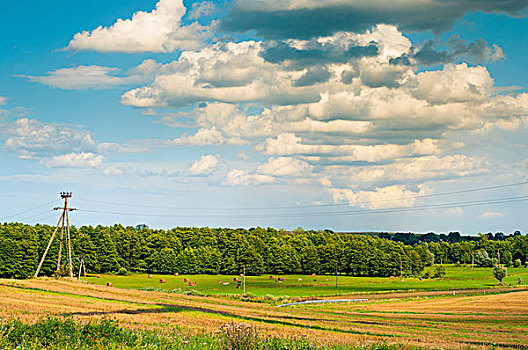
[119,22,528,208]
[21,0,528,210]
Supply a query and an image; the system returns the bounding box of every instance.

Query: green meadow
[86,265,528,297]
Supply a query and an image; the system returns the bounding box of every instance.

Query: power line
[31,213,62,223]
[18,210,55,222]
[0,200,57,221]
[76,194,528,219]
[74,180,528,211]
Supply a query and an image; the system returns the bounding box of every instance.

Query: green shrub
[493,264,507,284]
[432,265,445,278]
[117,267,128,276]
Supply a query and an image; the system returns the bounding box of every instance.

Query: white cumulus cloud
[67,0,209,53]
[224,169,275,186]
[188,154,220,175]
[41,152,104,168]
[330,184,429,210]
[257,157,312,176]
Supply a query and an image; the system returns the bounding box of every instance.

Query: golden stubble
[0,278,526,350]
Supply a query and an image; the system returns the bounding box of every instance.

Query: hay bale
[96,274,102,278]
[390,276,394,280]
[233,277,239,282]
[159,279,166,284]
[106,282,113,287]
[183,278,189,283]
[189,281,197,286]
[148,274,152,279]
[269,275,274,280]
[173,272,179,276]
[298,277,303,281]
[311,273,316,277]
[239,273,244,278]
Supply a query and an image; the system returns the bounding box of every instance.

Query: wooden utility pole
[335,262,338,288]
[34,192,76,278]
[243,266,246,295]
[497,249,501,265]
[77,255,87,283]
[471,251,475,271]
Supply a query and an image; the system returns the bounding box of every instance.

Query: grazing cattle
[106,282,113,287]
[184,278,189,283]
[159,279,166,284]
[269,275,274,280]
[189,281,197,286]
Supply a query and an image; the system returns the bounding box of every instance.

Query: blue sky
[1,0,528,234]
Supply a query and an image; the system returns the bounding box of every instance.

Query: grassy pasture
[86,266,528,297]
[1,278,528,349]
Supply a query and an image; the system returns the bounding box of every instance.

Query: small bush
[513,259,522,268]
[117,267,128,276]
[432,265,445,278]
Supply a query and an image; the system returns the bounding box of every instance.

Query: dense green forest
[0,223,527,279]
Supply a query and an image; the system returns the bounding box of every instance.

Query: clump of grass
[218,321,259,350]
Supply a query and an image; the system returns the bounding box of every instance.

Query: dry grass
[0,278,527,350]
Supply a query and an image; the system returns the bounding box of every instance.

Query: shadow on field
[62,303,236,317]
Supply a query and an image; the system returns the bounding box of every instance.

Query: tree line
[0,223,527,279]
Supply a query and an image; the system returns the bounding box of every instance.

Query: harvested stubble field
[0,278,527,349]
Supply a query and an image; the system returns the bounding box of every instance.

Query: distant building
[136,224,149,231]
